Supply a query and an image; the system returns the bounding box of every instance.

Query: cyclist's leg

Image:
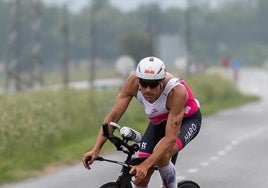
[133,186,147,188]
[138,121,166,159]
[138,122,158,158]
[144,122,177,188]
[135,122,165,187]
[158,160,177,188]
[172,109,202,166]
[171,152,178,165]
[160,110,202,188]
[178,109,202,151]
[132,170,154,188]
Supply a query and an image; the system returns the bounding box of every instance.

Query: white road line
[218,150,226,156]
[200,161,209,167]
[231,140,239,146]
[176,176,186,181]
[225,145,232,151]
[177,125,268,181]
[210,156,218,161]
[187,168,199,173]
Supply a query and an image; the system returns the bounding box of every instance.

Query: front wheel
[177,180,200,188]
[100,182,120,188]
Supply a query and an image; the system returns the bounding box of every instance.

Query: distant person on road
[230,58,242,84]
[82,56,202,188]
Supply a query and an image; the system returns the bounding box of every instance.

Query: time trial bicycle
[85,122,200,188]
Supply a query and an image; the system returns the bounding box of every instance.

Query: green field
[0,73,258,185]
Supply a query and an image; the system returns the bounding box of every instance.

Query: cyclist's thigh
[178,110,202,149]
[138,122,165,157]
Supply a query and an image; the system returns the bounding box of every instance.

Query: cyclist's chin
[144,95,155,103]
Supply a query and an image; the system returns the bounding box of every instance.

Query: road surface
[1,68,268,188]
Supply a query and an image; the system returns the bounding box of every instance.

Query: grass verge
[0,73,259,185]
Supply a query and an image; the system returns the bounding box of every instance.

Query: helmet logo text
[144,69,155,74]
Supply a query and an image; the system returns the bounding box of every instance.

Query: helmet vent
[149,57,154,62]
[156,67,162,74]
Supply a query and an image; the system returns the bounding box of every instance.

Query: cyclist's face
[139,79,163,103]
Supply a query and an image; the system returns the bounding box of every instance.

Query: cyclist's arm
[92,90,133,151]
[142,85,187,168]
[104,75,138,124]
[82,74,138,169]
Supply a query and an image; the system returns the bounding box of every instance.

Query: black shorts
[138,109,202,158]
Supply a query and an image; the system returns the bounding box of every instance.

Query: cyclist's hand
[82,151,97,170]
[130,165,148,184]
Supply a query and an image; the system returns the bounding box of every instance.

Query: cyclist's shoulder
[121,74,139,95]
[127,73,139,81]
[125,73,139,87]
[165,76,187,105]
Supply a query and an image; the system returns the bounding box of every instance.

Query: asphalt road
[1,68,268,188]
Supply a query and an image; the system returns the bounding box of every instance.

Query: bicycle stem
[96,156,131,168]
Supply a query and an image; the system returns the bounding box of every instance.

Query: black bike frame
[87,123,200,188]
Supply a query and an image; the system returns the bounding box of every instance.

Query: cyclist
[82,56,202,188]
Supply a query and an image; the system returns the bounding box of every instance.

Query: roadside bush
[0,74,258,184]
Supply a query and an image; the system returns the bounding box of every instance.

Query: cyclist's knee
[156,147,178,167]
[156,155,170,167]
[134,180,149,187]
[133,170,153,187]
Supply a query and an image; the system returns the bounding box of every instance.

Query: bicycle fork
[116,166,133,188]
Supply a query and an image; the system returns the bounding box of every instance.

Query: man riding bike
[82,56,202,188]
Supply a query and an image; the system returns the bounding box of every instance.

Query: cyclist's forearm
[92,114,119,152]
[92,127,108,152]
[143,137,175,167]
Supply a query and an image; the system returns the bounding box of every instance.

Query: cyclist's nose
[145,86,152,91]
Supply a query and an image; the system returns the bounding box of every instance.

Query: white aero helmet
[136,56,166,80]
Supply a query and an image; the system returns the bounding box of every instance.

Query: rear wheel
[177,180,200,188]
[100,182,120,188]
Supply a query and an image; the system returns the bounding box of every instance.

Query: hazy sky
[43,0,186,12]
[43,0,228,12]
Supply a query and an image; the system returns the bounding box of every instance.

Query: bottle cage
[102,123,139,159]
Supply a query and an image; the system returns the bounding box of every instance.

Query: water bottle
[120,127,142,143]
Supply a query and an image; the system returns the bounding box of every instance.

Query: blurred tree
[42,6,62,68]
[1,0,268,75]
[119,32,153,64]
[92,0,109,8]
[256,0,268,43]
[0,1,9,62]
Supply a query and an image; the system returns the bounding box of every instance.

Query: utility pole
[6,0,43,92]
[6,0,21,92]
[185,1,193,75]
[31,0,44,87]
[89,2,96,88]
[62,4,69,88]
[147,3,160,56]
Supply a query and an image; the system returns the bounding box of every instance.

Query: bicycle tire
[100,182,120,188]
[177,180,200,188]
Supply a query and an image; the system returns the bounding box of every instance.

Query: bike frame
[86,123,141,188]
[86,123,200,188]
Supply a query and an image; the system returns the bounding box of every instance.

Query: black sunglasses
[139,79,161,89]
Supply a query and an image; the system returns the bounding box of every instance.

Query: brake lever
[110,122,121,130]
[102,123,110,137]
[85,156,104,164]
